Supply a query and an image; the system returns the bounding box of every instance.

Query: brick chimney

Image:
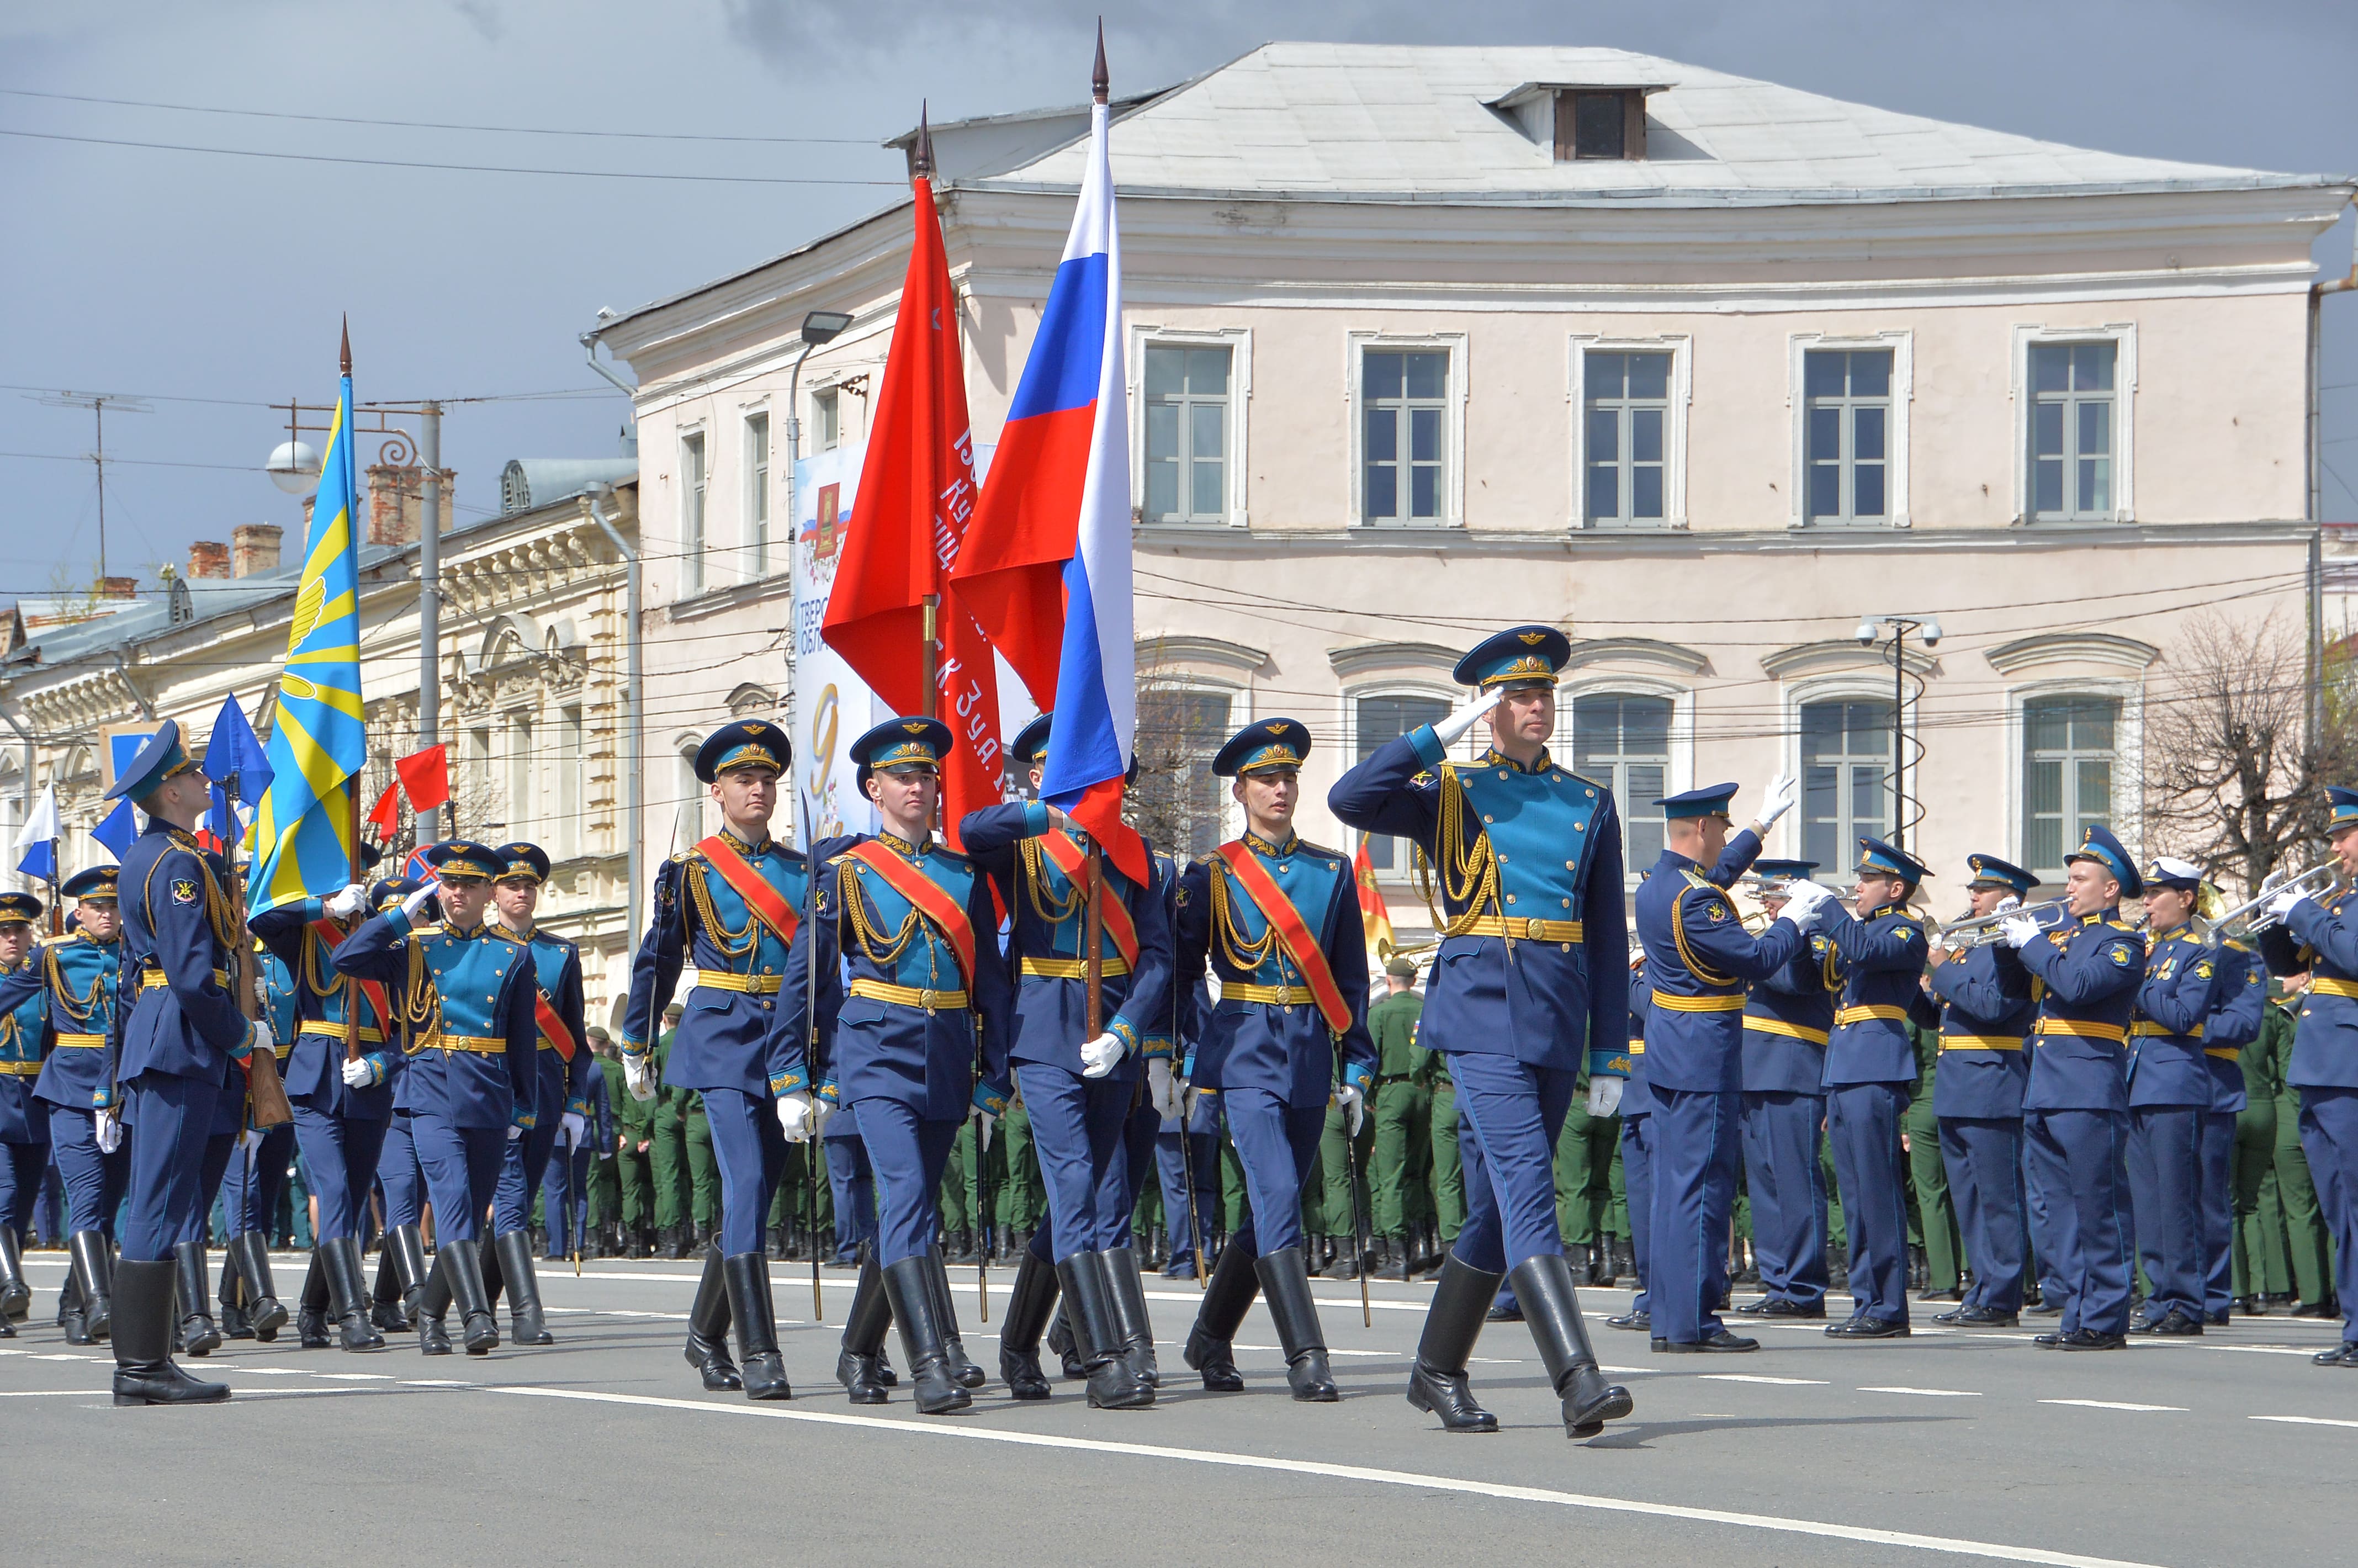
[187,541,230,580]
[232,523,284,578]
[366,464,456,548]
[99,576,138,600]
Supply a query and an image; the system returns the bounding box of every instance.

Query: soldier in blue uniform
[1605,945,1656,1336]
[1629,778,1827,1355]
[2126,856,2229,1337]
[620,719,809,1401]
[962,712,1170,1410]
[0,891,47,1335]
[483,840,586,1347]
[333,840,537,1356]
[1333,628,1652,1437]
[776,716,1014,1415]
[104,722,273,1403]
[1922,854,2041,1326]
[363,875,432,1333]
[2002,824,2146,1350]
[1809,837,1932,1339]
[2190,883,2265,1327]
[0,866,133,1345]
[2255,785,2358,1364]
[1734,860,1836,1321]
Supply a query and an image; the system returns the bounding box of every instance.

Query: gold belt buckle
[919,988,939,1014]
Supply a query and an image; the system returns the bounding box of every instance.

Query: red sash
[843,841,977,992]
[1036,831,1141,970]
[306,918,391,1037]
[533,990,578,1062]
[696,835,801,946]
[1214,843,1353,1037]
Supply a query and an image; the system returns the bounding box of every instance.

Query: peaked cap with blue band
[1452,624,1572,690]
[1750,858,1819,882]
[852,716,951,787]
[694,719,789,784]
[494,841,551,884]
[1964,852,2039,895]
[2329,785,2358,831]
[104,718,203,803]
[61,866,120,903]
[0,891,44,926]
[1213,718,1311,778]
[1655,782,1739,822]
[1855,835,1930,886]
[425,839,502,882]
[2065,823,2141,898]
[1011,712,1055,766]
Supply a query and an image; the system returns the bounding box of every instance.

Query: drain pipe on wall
[584,484,644,946]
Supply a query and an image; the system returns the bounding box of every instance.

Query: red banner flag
[394,744,450,813]
[821,134,1003,849]
[365,783,401,843]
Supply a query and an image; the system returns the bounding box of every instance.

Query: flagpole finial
[913,102,934,179]
[1093,19,1108,104]
[340,314,352,376]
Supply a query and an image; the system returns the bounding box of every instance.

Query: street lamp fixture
[802,310,854,346]
[267,439,322,496]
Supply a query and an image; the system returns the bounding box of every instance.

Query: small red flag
[365,783,401,842]
[395,744,450,813]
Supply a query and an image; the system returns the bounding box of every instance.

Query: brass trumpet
[2205,862,2339,943]
[1935,897,2071,949]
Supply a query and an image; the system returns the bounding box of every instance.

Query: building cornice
[1564,637,1711,676]
[1327,641,1460,681]
[1983,631,2162,676]
[1762,640,1937,680]
[1138,633,1269,678]
[1136,520,2319,561]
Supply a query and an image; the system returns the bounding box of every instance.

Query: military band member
[0,891,47,1336]
[2001,824,2146,1351]
[1332,626,1636,1438]
[2255,785,2358,1365]
[334,840,538,1356]
[484,840,587,1347]
[1811,837,1932,1339]
[105,722,275,1405]
[1735,860,1836,1321]
[2126,857,2231,1337]
[1922,854,2040,1326]
[619,719,809,1401]
[2193,898,2265,1326]
[962,711,1171,1409]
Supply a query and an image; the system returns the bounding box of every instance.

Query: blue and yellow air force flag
[248,354,368,913]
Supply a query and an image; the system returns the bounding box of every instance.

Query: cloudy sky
[3,0,2354,596]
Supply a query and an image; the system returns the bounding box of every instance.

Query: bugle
[2206,863,2339,942]
[1936,897,2069,949]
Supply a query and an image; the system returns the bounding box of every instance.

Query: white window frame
[1346,331,1468,528]
[1787,330,1913,531]
[1568,333,1692,531]
[1342,680,1459,882]
[679,426,708,597]
[742,404,772,581]
[810,386,842,454]
[1127,325,1252,528]
[1561,675,1695,883]
[1781,672,1910,862]
[556,703,585,861]
[2004,677,2144,877]
[2011,324,2137,526]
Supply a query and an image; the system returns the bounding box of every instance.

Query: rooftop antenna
[29,390,151,582]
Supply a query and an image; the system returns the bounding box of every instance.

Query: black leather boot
[724,1252,792,1401]
[174,1242,222,1357]
[110,1258,230,1406]
[1375,1235,1411,1283]
[228,1231,288,1341]
[1056,1252,1154,1410]
[1513,1252,1634,1437]
[324,1237,384,1352]
[58,1265,89,1344]
[416,1252,453,1355]
[495,1230,553,1345]
[883,1254,972,1414]
[683,1243,741,1390]
[1046,1304,1087,1379]
[369,1246,407,1333]
[1610,1237,1635,1287]
[924,1248,987,1389]
[997,1248,1060,1400]
[216,1248,252,1340]
[1103,1246,1159,1387]
[0,1225,29,1322]
[297,1251,332,1348]
[442,1237,499,1355]
[387,1223,428,1329]
[836,1245,893,1404]
[1183,1236,1257,1391]
[1407,1252,1504,1432]
[70,1230,114,1341]
[1255,1246,1338,1402]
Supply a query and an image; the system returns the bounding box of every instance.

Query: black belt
[1375,1073,1413,1085]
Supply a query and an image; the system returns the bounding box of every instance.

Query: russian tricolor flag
[955,87,1146,885]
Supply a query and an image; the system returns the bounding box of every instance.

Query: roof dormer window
[1559,89,1646,161]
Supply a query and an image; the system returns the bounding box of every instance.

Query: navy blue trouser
[378,1113,426,1228]
[1221,1087,1325,1258]
[1646,1085,1741,1344]
[1115,1100,1159,1237]
[1940,1115,2026,1313]
[1,1138,51,1233]
[1620,1110,1654,1314]
[292,1106,390,1243]
[410,1113,502,1244]
[492,1115,561,1236]
[2024,1108,2132,1337]
[1451,1052,1577,1276]
[1018,1062,1133,1262]
[702,1086,787,1257]
[46,1104,129,1236]
[1827,1081,1912,1325]
[2126,1103,2205,1322]
[221,1122,295,1235]
[854,1097,959,1267]
[2199,1110,2237,1318]
[2296,1085,2358,1345]
[825,1126,876,1261]
[1157,1125,1220,1270]
[181,1130,237,1246]
[121,1070,225,1261]
[1740,1089,1830,1309]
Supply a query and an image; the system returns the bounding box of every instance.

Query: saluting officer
[776,717,1014,1415]
[105,722,275,1405]
[1735,860,1836,1322]
[334,840,538,1356]
[484,841,587,1348]
[1331,626,1635,1439]
[619,719,809,1402]
[1809,838,1932,1340]
[962,712,1172,1409]
[2127,856,2232,1337]
[0,891,47,1335]
[2254,785,2358,1365]
[1922,854,2041,1326]
[2000,824,2147,1351]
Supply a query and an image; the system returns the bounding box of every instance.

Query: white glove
[340,1056,376,1089]
[776,1091,816,1143]
[1755,772,1799,829]
[560,1111,587,1149]
[2001,914,2041,949]
[506,1122,523,1142]
[401,881,441,920]
[1336,1082,1364,1138]
[976,1109,996,1153]
[810,1096,836,1141]
[96,1108,123,1154]
[622,1052,656,1103]
[1182,1083,1202,1121]
[1781,880,1837,928]
[248,1017,276,1059]
[1149,1058,1182,1122]
[2266,887,2307,923]
[325,882,369,920]
[1079,1030,1127,1079]
[1587,1076,1624,1117]
[1432,688,1505,751]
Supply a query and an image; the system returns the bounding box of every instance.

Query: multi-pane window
[2023,696,2118,874]
[681,432,707,595]
[1585,351,1671,526]
[813,389,841,453]
[1572,693,1673,873]
[2029,343,2116,521]
[465,727,492,838]
[503,713,533,840]
[676,747,708,846]
[745,413,770,576]
[1801,698,1894,868]
[1804,349,1891,525]
[557,705,584,860]
[1143,345,1230,523]
[1361,349,1448,524]
[1356,694,1454,871]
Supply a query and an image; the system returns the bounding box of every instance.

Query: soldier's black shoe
[1103,1246,1161,1388]
[324,1237,384,1352]
[2025,1299,2064,1317]
[110,1260,230,1406]
[494,1231,553,1346]
[1513,1253,1633,1435]
[173,1242,222,1358]
[2032,1331,2062,1348]
[1255,1247,1337,1402]
[836,1348,891,1401]
[1756,1297,1827,1320]
[1944,1305,2019,1327]
[1060,1252,1155,1410]
[2058,1328,2128,1351]
[1605,1306,1651,1332]
[723,1252,792,1401]
[1609,1238,1635,1287]
[69,1230,114,1342]
[883,1256,972,1415]
[228,1232,287,1342]
[59,1269,91,1345]
[1825,1316,1910,1339]
[997,1249,1059,1401]
[1184,1238,1257,1392]
[1406,1252,1504,1433]
[0,1226,30,1321]
[1656,1328,1759,1353]
[2206,1309,2230,1327]
[2291,1299,2339,1318]
[2311,1343,2358,1366]
[219,1294,251,1341]
[1486,1288,1524,1323]
[1732,1296,1771,1315]
[2127,1303,2154,1333]
[2140,1307,2203,1337]
[683,1244,741,1390]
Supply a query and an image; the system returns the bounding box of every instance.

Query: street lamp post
[1854,613,1942,853]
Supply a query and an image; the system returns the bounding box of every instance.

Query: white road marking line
[482,1385,2166,1568]
[1700,1374,1827,1385]
[31,1353,99,1362]
[2040,1400,2185,1413]
[225,1366,313,1375]
[314,1372,398,1381]
[1859,1386,1983,1397]
[1597,1365,1663,1375]
[401,1379,471,1387]
[0,1389,100,1396]
[2251,1414,2358,1429]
